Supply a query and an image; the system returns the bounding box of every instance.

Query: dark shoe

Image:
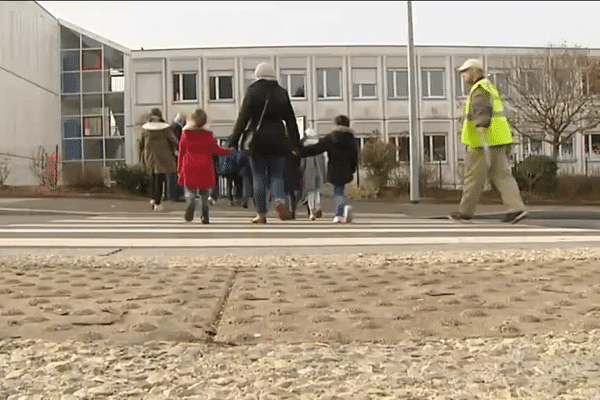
[184,201,195,222]
[242,199,249,208]
[275,201,293,221]
[252,216,267,224]
[315,209,323,219]
[448,212,472,222]
[201,208,209,224]
[502,210,528,224]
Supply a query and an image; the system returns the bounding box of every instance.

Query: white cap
[458,59,484,72]
[254,62,276,79]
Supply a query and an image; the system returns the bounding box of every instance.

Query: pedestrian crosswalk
[0,211,599,249]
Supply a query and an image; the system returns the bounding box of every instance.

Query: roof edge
[130,43,600,53]
[58,18,131,55]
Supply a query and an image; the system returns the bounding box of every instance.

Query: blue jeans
[333,184,346,217]
[250,155,287,214]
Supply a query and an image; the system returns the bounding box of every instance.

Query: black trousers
[152,173,167,205]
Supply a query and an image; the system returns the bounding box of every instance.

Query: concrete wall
[0,1,60,185]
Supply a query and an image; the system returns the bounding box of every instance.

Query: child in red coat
[178,109,233,223]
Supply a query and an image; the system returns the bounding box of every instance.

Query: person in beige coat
[139,108,179,211]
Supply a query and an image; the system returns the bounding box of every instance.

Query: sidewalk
[1,194,600,219]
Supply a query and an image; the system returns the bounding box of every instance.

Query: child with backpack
[178,109,233,223]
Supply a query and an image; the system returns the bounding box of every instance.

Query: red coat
[177,128,233,190]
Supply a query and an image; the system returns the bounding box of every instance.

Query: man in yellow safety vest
[449,59,528,224]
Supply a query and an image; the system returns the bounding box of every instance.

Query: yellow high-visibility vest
[461,78,513,147]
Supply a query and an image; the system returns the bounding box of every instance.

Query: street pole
[407,0,420,203]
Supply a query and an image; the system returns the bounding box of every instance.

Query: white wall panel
[0,1,60,185]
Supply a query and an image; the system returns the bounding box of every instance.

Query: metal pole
[407,0,420,203]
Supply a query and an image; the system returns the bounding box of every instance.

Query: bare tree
[504,49,600,160]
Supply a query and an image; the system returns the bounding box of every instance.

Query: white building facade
[128,45,600,188]
[4,1,600,188]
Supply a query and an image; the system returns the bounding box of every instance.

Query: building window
[352,68,377,99]
[109,69,125,92]
[389,135,410,162]
[424,133,447,162]
[387,69,408,99]
[455,70,469,98]
[83,116,102,137]
[421,68,445,98]
[521,135,543,157]
[243,69,255,92]
[82,49,102,70]
[280,69,306,98]
[489,70,509,97]
[173,72,197,102]
[317,68,342,99]
[136,72,162,105]
[521,69,539,93]
[559,136,575,160]
[209,71,234,101]
[584,134,600,158]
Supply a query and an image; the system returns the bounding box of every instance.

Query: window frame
[83,116,103,137]
[387,68,409,100]
[423,133,447,163]
[208,70,234,102]
[455,70,469,98]
[421,68,446,99]
[280,69,307,99]
[389,135,410,162]
[352,68,378,100]
[521,135,544,157]
[317,67,342,100]
[173,72,198,102]
[584,133,600,159]
[489,69,510,98]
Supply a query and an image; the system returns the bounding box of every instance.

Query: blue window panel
[63,118,81,138]
[63,139,82,160]
[62,72,80,93]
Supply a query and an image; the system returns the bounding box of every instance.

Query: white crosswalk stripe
[1,211,599,248]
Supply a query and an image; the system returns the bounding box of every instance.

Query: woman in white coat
[300,128,326,220]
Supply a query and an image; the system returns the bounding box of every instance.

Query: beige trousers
[459,145,526,217]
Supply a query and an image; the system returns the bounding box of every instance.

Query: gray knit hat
[254,62,276,79]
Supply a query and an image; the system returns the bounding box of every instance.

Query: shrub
[360,141,399,191]
[72,165,108,190]
[512,155,558,195]
[110,164,151,195]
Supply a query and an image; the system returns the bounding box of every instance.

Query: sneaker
[343,205,354,223]
[448,211,472,222]
[332,216,343,223]
[309,213,316,221]
[315,209,322,219]
[252,216,267,224]
[208,197,216,206]
[502,210,528,224]
[201,217,210,224]
[275,200,293,221]
[153,203,164,212]
[150,199,155,210]
[184,201,195,222]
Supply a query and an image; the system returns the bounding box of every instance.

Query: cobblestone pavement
[1,248,600,399]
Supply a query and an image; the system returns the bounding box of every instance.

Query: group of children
[177,109,358,224]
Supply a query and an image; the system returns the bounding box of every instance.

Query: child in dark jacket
[178,109,233,223]
[299,115,358,223]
